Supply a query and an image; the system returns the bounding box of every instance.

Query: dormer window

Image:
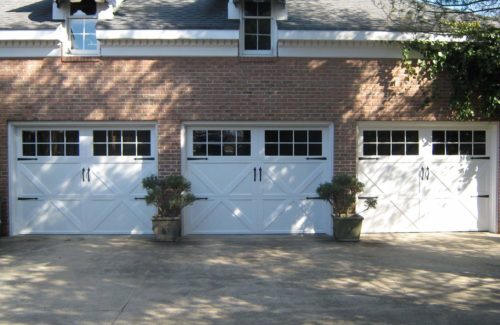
[68,0,98,55]
[242,0,273,54]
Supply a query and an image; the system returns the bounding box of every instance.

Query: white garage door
[12,125,156,235]
[358,123,497,233]
[183,125,333,234]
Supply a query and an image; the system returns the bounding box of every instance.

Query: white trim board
[279,30,465,42]
[96,29,240,40]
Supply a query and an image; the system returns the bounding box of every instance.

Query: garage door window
[22,130,79,157]
[93,130,151,156]
[362,130,418,156]
[192,130,251,156]
[432,130,486,156]
[265,130,322,156]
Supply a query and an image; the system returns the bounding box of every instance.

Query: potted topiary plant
[142,175,196,242]
[316,174,377,242]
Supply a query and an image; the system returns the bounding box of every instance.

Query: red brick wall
[0,57,495,234]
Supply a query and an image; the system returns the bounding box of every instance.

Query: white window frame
[240,0,276,56]
[67,10,99,56]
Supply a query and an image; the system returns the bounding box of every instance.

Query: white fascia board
[97,29,239,40]
[0,28,64,41]
[278,30,465,42]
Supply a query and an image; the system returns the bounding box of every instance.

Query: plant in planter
[316,174,377,242]
[142,175,196,242]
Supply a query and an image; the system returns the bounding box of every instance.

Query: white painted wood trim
[0,29,64,41]
[96,29,239,40]
[279,30,465,42]
[7,123,16,236]
[490,123,499,233]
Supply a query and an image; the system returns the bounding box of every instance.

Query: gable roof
[0,0,58,30]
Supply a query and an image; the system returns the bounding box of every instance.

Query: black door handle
[425,167,429,180]
[419,167,424,181]
[254,167,256,182]
[259,167,262,182]
[82,168,85,182]
[87,168,90,182]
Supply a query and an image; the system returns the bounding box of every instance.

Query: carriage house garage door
[183,124,333,235]
[10,123,157,235]
[358,122,498,233]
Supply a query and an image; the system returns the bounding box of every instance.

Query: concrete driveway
[0,233,499,325]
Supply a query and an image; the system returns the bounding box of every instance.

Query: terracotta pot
[152,216,181,242]
[333,214,364,242]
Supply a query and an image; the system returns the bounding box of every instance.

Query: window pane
[123,144,136,156]
[245,35,257,50]
[265,144,278,156]
[258,36,271,50]
[93,130,106,143]
[391,144,405,155]
[294,131,307,142]
[406,131,418,142]
[280,130,293,142]
[23,144,36,156]
[66,131,79,143]
[378,131,390,143]
[52,144,65,156]
[363,144,377,156]
[208,144,221,156]
[223,144,236,156]
[193,144,206,156]
[474,131,485,142]
[66,144,79,156]
[245,19,257,34]
[265,130,278,142]
[237,130,251,142]
[258,1,271,16]
[94,144,106,156]
[473,144,485,155]
[193,130,206,142]
[406,144,419,155]
[37,144,50,156]
[207,130,221,142]
[37,131,50,143]
[309,144,322,156]
[244,1,258,16]
[85,20,96,34]
[363,131,376,143]
[72,34,84,50]
[392,131,405,142]
[108,130,121,143]
[432,144,445,155]
[70,20,84,34]
[137,144,151,156]
[460,144,472,155]
[446,131,458,142]
[237,144,251,156]
[309,131,322,142]
[432,131,445,143]
[137,130,151,143]
[84,35,98,50]
[108,143,121,156]
[222,130,236,142]
[294,144,307,156]
[50,131,65,143]
[378,144,390,155]
[446,144,459,155]
[280,143,293,156]
[460,131,472,142]
[258,19,271,34]
[23,131,36,143]
[123,130,136,142]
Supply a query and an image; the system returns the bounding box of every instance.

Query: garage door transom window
[192,130,251,156]
[265,130,322,156]
[93,130,151,156]
[432,130,486,156]
[362,130,418,156]
[22,130,79,157]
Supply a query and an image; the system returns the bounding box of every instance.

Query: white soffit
[96,29,240,40]
[278,30,466,42]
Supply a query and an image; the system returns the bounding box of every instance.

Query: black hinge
[359,196,379,200]
[134,197,146,200]
[195,197,209,200]
[134,157,155,161]
[18,197,39,200]
[306,197,321,200]
[17,158,38,161]
[471,157,490,160]
[187,157,208,161]
[306,157,327,160]
[471,195,489,198]
[359,157,379,160]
